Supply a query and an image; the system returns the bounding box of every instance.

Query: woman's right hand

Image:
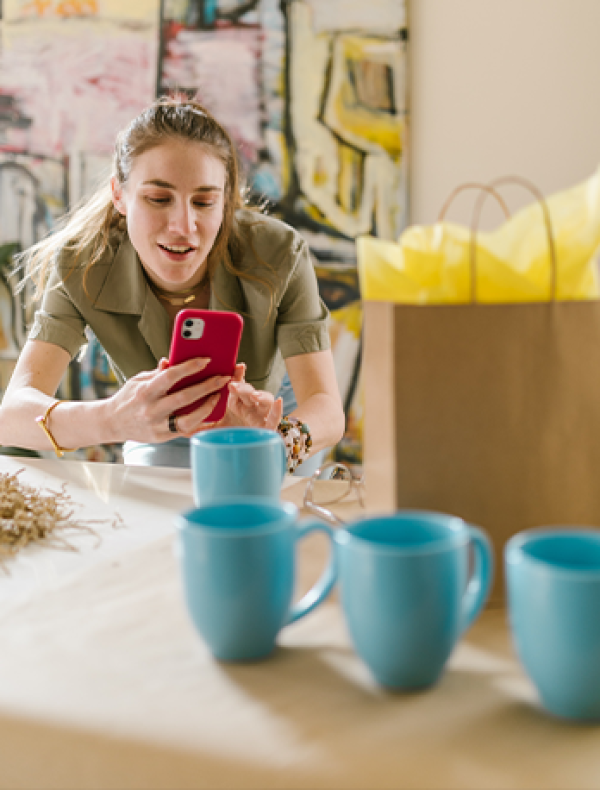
[105,357,231,443]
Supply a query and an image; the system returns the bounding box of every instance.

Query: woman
[0,97,345,472]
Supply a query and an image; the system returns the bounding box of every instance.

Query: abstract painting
[160,0,407,463]
[0,0,408,464]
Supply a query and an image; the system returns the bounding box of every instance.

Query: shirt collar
[90,232,248,324]
[89,234,171,361]
[93,235,147,315]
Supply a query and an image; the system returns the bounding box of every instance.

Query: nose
[168,200,196,237]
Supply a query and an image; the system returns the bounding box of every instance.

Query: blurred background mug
[335,510,493,690]
[175,498,337,661]
[191,427,287,506]
[506,528,600,721]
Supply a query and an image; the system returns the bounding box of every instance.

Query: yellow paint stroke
[331,300,362,338]
[288,0,406,240]
[0,320,8,351]
[7,0,158,23]
[313,154,328,188]
[20,0,97,15]
[279,133,291,196]
[56,0,98,15]
[303,202,341,232]
[19,0,52,14]
[337,142,363,215]
[327,36,403,160]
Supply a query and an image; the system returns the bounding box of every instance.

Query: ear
[110,176,127,215]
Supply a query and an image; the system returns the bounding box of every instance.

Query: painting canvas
[0,0,408,465]
[160,0,407,464]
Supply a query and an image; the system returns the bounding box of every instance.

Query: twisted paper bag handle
[438,177,558,303]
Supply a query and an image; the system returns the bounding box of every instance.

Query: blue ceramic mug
[335,510,493,690]
[175,498,337,661]
[191,427,286,506]
[506,528,600,721]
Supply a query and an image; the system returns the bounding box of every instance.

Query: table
[0,457,598,790]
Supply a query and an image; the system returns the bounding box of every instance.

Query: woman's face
[111,138,226,291]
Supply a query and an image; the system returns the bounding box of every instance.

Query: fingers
[110,357,231,443]
[228,380,264,408]
[168,392,223,437]
[163,375,231,417]
[146,361,281,438]
[264,397,284,431]
[232,362,246,383]
[227,382,281,428]
[150,358,231,437]
[152,357,211,397]
[156,357,231,432]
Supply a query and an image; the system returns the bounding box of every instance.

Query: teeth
[162,244,193,253]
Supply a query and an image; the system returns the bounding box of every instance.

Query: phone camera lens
[183,330,192,338]
[184,319,193,327]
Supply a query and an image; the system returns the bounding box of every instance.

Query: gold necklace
[152,281,207,307]
[156,291,197,306]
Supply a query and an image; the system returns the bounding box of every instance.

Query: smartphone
[167,308,244,423]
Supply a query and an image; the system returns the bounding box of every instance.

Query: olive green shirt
[29,210,330,395]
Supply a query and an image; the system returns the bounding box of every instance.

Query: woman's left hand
[220,364,283,429]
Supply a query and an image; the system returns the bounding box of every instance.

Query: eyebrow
[141,179,223,192]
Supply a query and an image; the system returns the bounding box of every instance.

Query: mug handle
[285,520,338,625]
[460,525,494,633]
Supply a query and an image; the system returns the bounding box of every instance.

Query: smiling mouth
[159,243,196,254]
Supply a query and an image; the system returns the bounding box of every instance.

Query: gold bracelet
[35,401,77,458]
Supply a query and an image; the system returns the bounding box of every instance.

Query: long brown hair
[19,96,275,308]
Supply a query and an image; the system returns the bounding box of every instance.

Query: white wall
[408,0,600,227]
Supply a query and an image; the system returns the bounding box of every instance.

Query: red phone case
[167,309,244,423]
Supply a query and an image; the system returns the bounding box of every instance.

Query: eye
[147,196,170,205]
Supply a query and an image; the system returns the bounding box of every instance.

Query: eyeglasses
[303,462,365,527]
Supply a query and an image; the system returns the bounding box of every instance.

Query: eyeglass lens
[309,463,354,506]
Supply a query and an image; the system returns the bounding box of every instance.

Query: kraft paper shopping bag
[360,176,600,602]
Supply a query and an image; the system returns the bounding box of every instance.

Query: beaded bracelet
[277,416,312,474]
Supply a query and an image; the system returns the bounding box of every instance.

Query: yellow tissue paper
[357,169,600,304]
